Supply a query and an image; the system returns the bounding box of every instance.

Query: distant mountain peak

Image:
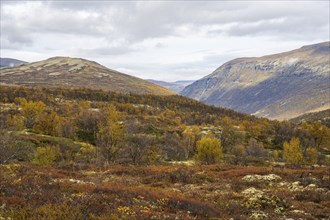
[147,79,195,93]
[0,58,28,68]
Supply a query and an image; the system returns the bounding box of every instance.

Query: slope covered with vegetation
[1,85,329,219]
[290,109,330,128]
[0,57,176,96]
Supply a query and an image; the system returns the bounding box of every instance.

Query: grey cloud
[74,46,139,57]
[1,1,329,81]
[1,1,329,46]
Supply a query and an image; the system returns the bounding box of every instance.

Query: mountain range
[182,42,330,120]
[0,57,176,96]
[1,42,329,120]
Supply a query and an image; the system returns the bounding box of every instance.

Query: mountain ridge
[182,42,330,120]
[0,56,176,96]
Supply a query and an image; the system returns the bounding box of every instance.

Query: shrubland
[0,85,329,219]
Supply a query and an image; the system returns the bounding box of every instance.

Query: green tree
[195,136,223,164]
[283,137,303,165]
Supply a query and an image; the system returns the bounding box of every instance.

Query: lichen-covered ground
[0,164,329,219]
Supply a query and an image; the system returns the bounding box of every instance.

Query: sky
[1,1,329,81]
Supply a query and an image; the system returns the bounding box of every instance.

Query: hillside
[1,85,329,219]
[182,42,330,120]
[0,58,27,67]
[147,79,194,93]
[290,109,330,127]
[0,57,176,96]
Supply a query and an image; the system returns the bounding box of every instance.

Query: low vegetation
[0,164,329,219]
[0,85,329,219]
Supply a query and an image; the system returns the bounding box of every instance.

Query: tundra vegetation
[0,86,329,219]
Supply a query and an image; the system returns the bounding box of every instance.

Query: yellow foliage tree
[273,150,279,162]
[33,146,59,165]
[305,147,318,165]
[6,115,25,131]
[21,100,46,129]
[195,136,223,164]
[301,122,330,151]
[283,137,303,165]
[34,111,62,136]
[96,104,124,164]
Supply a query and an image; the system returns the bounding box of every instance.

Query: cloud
[74,46,139,57]
[0,1,329,81]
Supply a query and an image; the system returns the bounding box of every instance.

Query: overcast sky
[1,1,329,81]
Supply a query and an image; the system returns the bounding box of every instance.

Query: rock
[250,210,268,219]
[242,174,282,182]
[287,181,303,191]
[242,187,264,196]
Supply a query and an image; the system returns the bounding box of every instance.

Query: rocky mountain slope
[147,79,194,93]
[182,42,330,120]
[0,58,27,68]
[0,57,176,96]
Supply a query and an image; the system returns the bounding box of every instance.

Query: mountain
[147,79,194,93]
[0,56,176,96]
[290,109,330,127]
[182,42,330,120]
[0,58,27,68]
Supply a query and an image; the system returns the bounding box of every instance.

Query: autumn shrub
[32,145,60,165]
[295,190,329,203]
[33,111,62,136]
[76,144,96,164]
[0,203,84,220]
[230,144,247,164]
[305,147,318,165]
[166,196,221,218]
[283,137,303,165]
[195,136,223,164]
[273,150,280,162]
[0,130,34,163]
[5,114,25,131]
[168,167,197,184]
[20,99,46,129]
